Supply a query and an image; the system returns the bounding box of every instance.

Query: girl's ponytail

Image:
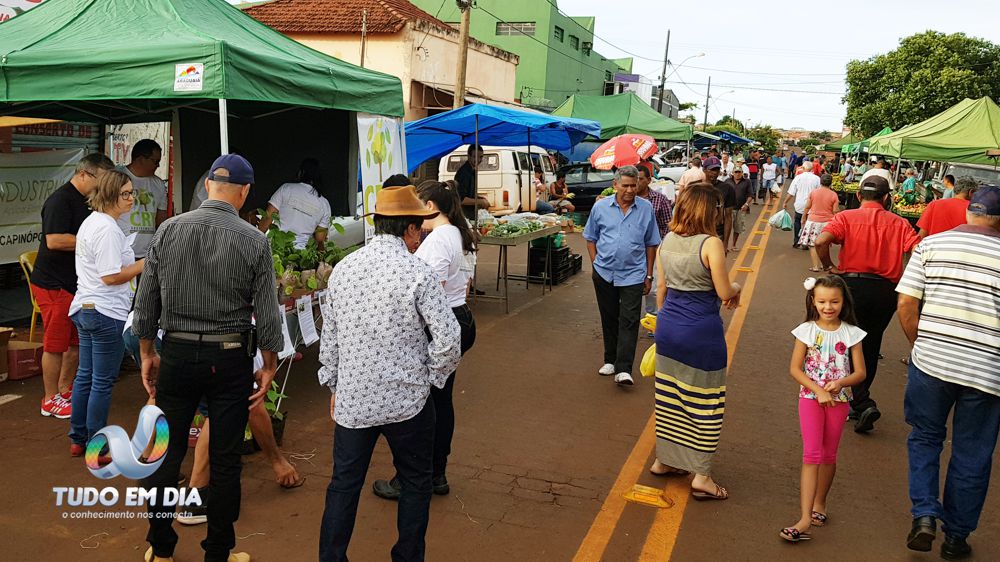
[415,180,477,254]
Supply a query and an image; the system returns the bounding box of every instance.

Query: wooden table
[475,225,561,314]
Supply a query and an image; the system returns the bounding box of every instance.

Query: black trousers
[144,340,253,562]
[592,270,645,374]
[431,304,477,477]
[793,212,803,246]
[320,399,436,562]
[843,275,899,413]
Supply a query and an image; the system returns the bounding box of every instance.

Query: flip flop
[279,475,306,489]
[690,484,728,501]
[780,527,812,542]
[811,511,828,527]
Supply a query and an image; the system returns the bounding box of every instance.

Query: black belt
[840,272,892,283]
[165,332,243,343]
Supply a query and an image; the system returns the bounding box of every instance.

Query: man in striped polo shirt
[897,185,1000,561]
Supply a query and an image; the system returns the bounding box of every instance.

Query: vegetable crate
[528,246,582,285]
[563,211,589,228]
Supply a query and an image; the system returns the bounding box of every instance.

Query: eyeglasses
[120,190,135,200]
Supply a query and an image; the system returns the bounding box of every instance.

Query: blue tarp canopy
[692,131,721,149]
[716,130,753,145]
[405,103,601,173]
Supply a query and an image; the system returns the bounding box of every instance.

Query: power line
[683,64,845,77]
[416,0,450,51]
[538,0,663,63]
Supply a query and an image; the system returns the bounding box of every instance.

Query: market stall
[477,222,563,314]
[551,93,693,141]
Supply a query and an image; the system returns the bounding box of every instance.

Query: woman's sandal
[690,483,728,501]
[810,511,828,527]
[780,527,812,542]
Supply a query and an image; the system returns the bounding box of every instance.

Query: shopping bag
[640,344,656,378]
[771,182,783,196]
[768,209,793,231]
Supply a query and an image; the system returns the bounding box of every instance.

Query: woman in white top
[68,170,145,456]
[257,158,332,250]
[372,180,478,500]
[762,157,779,203]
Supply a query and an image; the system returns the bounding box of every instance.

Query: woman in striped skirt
[651,183,743,500]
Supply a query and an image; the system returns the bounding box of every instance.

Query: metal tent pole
[218,99,229,154]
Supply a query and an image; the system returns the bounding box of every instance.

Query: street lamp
[657,52,704,115]
[704,88,735,130]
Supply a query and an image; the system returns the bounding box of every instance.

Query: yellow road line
[573,200,778,562]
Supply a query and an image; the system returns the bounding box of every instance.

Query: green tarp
[822,131,861,151]
[0,0,404,121]
[551,93,693,141]
[843,127,892,154]
[868,97,1000,165]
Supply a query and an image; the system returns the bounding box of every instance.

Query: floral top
[791,321,867,402]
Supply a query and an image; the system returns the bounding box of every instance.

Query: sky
[556,0,1000,133]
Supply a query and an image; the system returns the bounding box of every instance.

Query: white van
[438,145,556,213]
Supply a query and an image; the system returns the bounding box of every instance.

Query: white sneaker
[614,372,634,386]
[598,363,615,376]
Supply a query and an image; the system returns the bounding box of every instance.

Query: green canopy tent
[0,0,404,212]
[822,131,861,152]
[843,127,893,155]
[551,93,693,141]
[868,97,1000,165]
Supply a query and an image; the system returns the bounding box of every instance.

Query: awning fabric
[404,103,601,173]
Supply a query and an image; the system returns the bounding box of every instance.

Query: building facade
[650,87,681,119]
[412,0,631,111]
[245,0,520,121]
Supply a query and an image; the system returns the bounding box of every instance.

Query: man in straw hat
[317,185,461,561]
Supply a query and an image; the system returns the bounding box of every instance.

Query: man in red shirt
[815,176,920,433]
[812,156,824,176]
[917,177,978,238]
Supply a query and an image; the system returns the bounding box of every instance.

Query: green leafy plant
[264,380,287,420]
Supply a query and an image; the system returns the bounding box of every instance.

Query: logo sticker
[174,63,204,92]
[86,405,169,480]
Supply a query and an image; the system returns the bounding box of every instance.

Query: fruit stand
[476,218,563,314]
[892,193,927,229]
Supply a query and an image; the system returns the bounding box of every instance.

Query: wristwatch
[646,275,654,281]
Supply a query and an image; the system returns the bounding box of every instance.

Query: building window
[496,22,536,36]
[605,71,613,82]
[553,26,564,42]
[569,35,579,50]
[582,41,592,56]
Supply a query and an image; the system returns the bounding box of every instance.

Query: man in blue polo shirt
[584,165,662,386]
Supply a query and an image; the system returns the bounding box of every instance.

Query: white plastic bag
[768,209,793,231]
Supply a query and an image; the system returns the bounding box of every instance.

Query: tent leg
[474,114,479,228]
[218,99,230,154]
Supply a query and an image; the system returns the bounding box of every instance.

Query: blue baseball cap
[208,154,254,185]
[968,184,1000,216]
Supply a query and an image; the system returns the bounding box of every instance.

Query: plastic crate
[564,211,589,228]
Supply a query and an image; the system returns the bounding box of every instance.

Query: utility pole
[702,76,711,130]
[732,107,737,131]
[360,9,368,68]
[454,0,472,109]
[656,30,670,114]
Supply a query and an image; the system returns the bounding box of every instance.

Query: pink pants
[798,398,849,464]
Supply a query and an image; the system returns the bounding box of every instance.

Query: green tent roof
[0,0,404,121]
[843,127,893,154]
[551,93,693,141]
[823,131,861,151]
[868,97,1000,164]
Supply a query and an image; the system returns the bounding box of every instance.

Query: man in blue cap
[134,154,284,562]
[897,185,1000,561]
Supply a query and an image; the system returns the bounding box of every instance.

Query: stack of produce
[268,228,360,297]
[831,174,844,192]
[891,192,927,218]
[841,182,860,193]
[480,218,546,239]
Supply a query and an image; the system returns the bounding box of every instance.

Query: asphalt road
[1,201,998,561]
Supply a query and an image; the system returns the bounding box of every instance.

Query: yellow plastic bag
[640,344,656,378]
[640,313,657,332]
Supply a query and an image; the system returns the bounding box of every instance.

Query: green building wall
[412,0,630,110]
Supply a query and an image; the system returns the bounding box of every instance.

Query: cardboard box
[7,341,43,380]
[0,327,14,382]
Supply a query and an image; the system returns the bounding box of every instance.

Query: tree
[714,115,745,131]
[816,130,833,142]
[797,137,825,154]
[678,102,698,111]
[746,125,782,154]
[706,124,741,136]
[844,31,1000,137]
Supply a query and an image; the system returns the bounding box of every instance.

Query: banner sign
[105,123,170,181]
[0,148,84,264]
[356,113,407,241]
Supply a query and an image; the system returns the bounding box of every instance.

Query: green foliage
[678,102,698,111]
[329,220,346,235]
[797,137,825,154]
[706,124,741,136]
[844,31,1000,137]
[816,131,834,142]
[714,115,745,131]
[746,125,783,155]
[264,380,287,420]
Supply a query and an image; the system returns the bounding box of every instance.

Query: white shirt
[268,182,332,249]
[763,163,777,180]
[861,168,895,190]
[72,212,136,321]
[116,166,167,259]
[787,171,821,214]
[720,160,734,182]
[415,224,469,308]
[188,170,210,212]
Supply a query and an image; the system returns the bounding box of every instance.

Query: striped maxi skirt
[653,289,728,475]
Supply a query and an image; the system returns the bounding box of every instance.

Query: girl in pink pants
[781,276,867,543]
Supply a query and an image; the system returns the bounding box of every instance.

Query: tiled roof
[243,0,451,34]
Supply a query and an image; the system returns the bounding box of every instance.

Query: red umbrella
[589,134,658,170]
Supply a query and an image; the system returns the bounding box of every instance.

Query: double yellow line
[574,198,779,562]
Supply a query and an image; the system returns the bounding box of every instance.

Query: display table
[475,225,561,314]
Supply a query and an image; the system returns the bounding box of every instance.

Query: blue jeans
[905,361,1000,539]
[123,326,161,366]
[536,199,555,214]
[69,309,126,446]
[320,399,435,562]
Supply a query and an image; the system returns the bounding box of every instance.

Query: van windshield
[945,164,1000,186]
[446,154,500,172]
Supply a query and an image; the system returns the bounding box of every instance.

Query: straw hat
[366,185,439,218]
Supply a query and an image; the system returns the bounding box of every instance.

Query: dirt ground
[1,203,999,561]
